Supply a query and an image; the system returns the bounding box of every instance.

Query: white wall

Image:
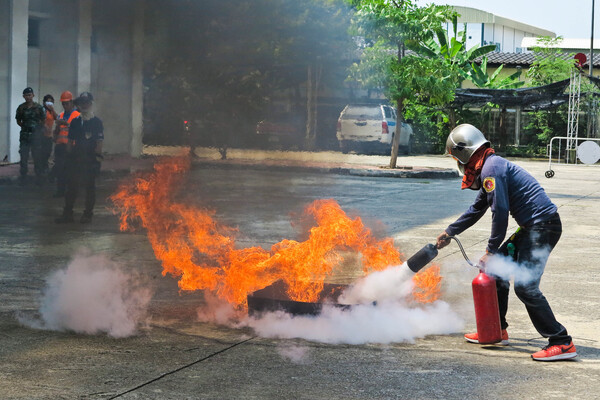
[0,1,12,161]
[1,0,144,160]
[503,27,515,52]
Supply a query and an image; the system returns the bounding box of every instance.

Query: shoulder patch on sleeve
[483,177,495,193]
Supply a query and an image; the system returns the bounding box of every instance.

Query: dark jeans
[52,144,68,194]
[495,213,571,345]
[40,136,53,175]
[19,130,44,177]
[64,157,99,215]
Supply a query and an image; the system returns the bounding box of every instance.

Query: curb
[191,160,459,179]
[0,158,459,185]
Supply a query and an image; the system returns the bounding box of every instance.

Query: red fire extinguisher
[408,237,503,344]
[446,236,502,344]
[472,270,502,344]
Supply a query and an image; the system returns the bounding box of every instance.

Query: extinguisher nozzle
[406,243,438,273]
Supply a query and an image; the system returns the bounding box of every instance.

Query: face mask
[470,175,481,190]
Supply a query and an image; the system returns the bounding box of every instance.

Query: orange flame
[412,265,442,303]
[110,156,442,307]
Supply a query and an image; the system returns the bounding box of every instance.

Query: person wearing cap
[51,91,80,197]
[15,87,45,185]
[55,92,103,224]
[41,94,58,183]
[435,123,576,362]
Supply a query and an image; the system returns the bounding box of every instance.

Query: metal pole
[591,0,595,76]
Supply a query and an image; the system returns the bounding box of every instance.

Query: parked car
[336,104,412,155]
[255,115,303,149]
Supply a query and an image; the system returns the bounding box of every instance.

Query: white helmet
[445,124,490,165]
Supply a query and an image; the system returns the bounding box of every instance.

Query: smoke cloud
[245,301,462,345]
[338,262,414,304]
[237,264,463,345]
[276,344,310,364]
[484,246,552,285]
[19,251,152,338]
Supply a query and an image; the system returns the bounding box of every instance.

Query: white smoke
[19,251,152,338]
[484,246,551,285]
[338,262,414,304]
[197,292,243,325]
[276,344,310,364]
[240,263,463,344]
[246,301,462,345]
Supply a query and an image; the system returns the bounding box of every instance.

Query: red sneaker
[464,329,509,345]
[531,342,577,361]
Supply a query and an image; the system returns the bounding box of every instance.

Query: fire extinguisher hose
[447,236,479,269]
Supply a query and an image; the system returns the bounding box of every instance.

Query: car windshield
[342,106,382,120]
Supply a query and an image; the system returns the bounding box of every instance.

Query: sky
[416,0,598,39]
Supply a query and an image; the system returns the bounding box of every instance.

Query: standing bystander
[41,94,58,182]
[52,91,80,197]
[15,87,45,185]
[55,92,103,224]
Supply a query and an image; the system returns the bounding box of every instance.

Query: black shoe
[55,214,74,223]
[80,213,93,224]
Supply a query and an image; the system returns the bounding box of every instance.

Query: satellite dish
[577,141,600,164]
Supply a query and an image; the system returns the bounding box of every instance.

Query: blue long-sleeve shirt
[445,154,557,253]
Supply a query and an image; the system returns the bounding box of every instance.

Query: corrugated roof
[477,52,600,67]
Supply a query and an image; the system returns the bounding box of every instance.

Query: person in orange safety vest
[41,94,57,184]
[51,91,80,197]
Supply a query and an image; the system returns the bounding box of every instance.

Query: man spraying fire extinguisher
[435,124,576,362]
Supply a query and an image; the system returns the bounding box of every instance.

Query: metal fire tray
[247,280,349,316]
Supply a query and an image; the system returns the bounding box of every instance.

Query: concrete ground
[0,147,599,399]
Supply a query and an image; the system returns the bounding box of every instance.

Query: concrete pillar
[76,0,92,95]
[7,0,29,162]
[130,0,144,157]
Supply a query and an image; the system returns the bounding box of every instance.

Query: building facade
[0,0,144,163]
[444,6,556,53]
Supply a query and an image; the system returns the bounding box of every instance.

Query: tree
[348,1,463,167]
[526,36,573,86]
[409,19,497,129]
[524,36,576,152]
[412,20,497,88]
[144,0,354,150]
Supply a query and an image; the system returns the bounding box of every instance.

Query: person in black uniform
[436,124,575,362]
[15,87,45,185]
[55,92,103,224]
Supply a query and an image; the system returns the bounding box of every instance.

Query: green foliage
[403,100,447,153]
[521,36,574,153]
[526,36,574,86]
[468,57,525,89]
[347,0,458,107]
[410,21,497,88]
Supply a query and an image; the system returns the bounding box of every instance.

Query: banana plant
[408,16,497,87]
[469,56,525,89]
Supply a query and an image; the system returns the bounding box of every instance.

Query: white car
[336,104,412,154]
